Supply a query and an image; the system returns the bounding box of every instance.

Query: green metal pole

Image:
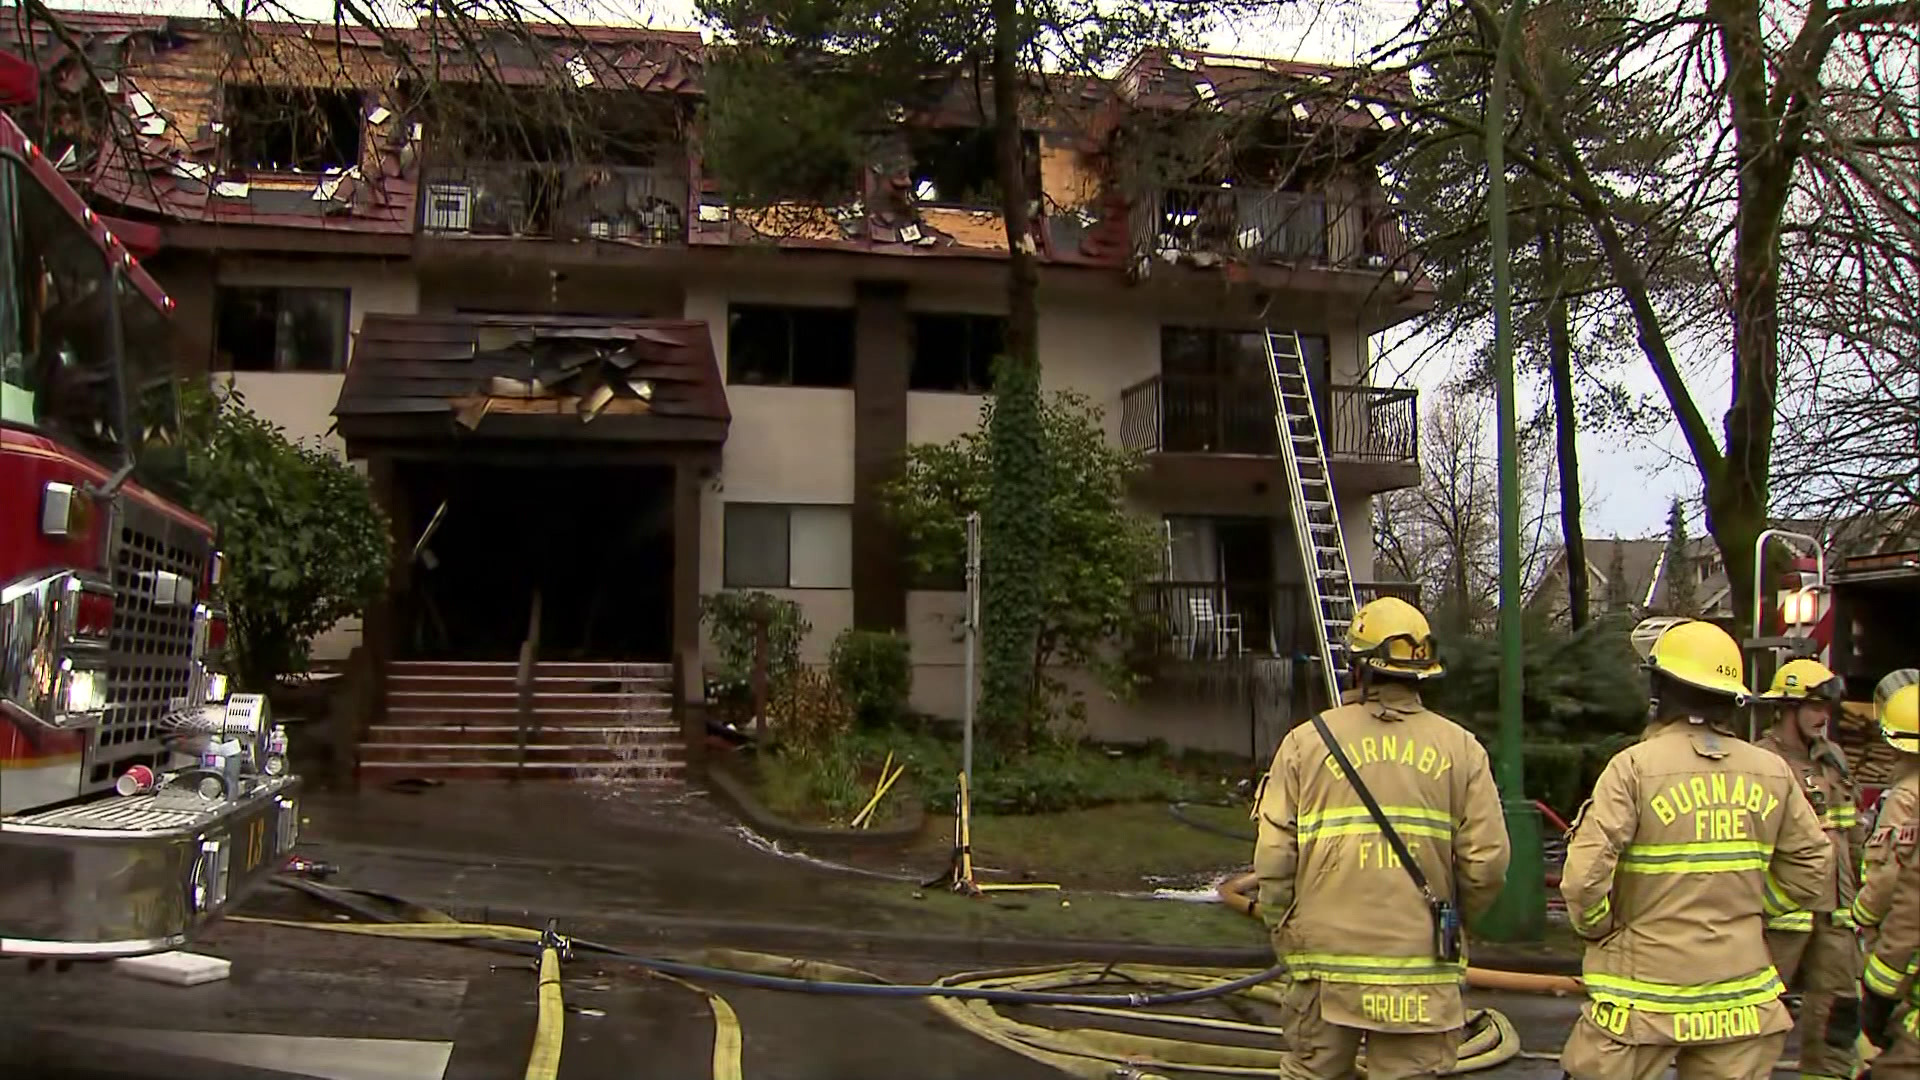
[1477,0,1546,943]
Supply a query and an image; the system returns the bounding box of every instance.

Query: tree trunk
[1542,221,1588,629]
[1706,0,1790,641]
[977,4,1047,747]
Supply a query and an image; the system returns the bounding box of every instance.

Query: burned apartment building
[6,8,1431,773]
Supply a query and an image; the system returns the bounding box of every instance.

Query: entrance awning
[333,314,730,448]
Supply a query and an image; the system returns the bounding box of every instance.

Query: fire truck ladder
[1264,329,1360,708]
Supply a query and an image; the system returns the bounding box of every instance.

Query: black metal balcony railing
[1120,375,1418,464]
[420,163,688,244]
[1134,186,1406,270]
[1135,580,1424,661]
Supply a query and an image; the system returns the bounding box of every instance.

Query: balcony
[419,162,688,245]
[1134,580,1423,662]
[1120,375,1420,498]
[1135,186,1404,275]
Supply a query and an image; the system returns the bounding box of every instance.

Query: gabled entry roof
[334,314,730,447]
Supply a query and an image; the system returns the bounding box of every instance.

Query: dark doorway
[397,462,675,660]
[1217,517,1282,655]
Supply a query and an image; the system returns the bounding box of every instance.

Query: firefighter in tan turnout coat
[1854,676,1920,1078]
[1560,619,1832,1080]
[1753,658,1866,1080]
[1253,597,1511,1080]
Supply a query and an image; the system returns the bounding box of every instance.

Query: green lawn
[833,800,1255,892]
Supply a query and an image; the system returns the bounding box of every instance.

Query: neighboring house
[1530,510,1920,627]
[13,10,1430,758]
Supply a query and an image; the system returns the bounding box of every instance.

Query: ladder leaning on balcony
[1264,329,1361,708]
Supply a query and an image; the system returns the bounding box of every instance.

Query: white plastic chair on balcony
[1187,595,1244,659]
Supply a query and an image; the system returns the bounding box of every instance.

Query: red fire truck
[1,77,299,958]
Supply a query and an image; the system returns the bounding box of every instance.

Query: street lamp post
[1478,0,1547,942]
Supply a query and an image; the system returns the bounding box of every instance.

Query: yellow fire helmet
[1645,619,1749,702]
[1763,658,1843,703]
[1877,671,1919,753]
[1347,596,1444,679]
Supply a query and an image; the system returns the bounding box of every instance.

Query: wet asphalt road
[1,922,1580,1079]
[3,782,1584,1078]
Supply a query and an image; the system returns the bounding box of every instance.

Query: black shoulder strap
[1308,709,1439,904]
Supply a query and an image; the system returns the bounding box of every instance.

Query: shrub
[167,383,389,689]
[766,667,853,758]
[830,629,912,728]
[702,591,809,692]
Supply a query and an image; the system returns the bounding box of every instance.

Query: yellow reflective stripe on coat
[1295,805,1453,843]
[1283,951,1466,985]
[1850,895,1882,929]
[1582,967,1785,1014]
[1830,907,1856,930]
[1616,839,1773,876]
[1763,873,1800,916]
[1820,805,1859,830]
[1864,954,1908,998]
[1767,910,1815,933]
[1575,896,1611,932]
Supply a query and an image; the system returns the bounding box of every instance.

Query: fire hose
[238,876,1527,1079]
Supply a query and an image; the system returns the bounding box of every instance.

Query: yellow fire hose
[235,905,1525,1079]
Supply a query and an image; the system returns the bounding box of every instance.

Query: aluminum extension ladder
[1264,329,1361,708]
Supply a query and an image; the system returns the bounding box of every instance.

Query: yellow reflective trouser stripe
[1583,967,1785,1014]
[1616,840,1773,876]
[1767,910,1815,932]
[1576,896,1611,931]
[1296,805,1452,843]
[1284,951,1466,985]
[1864,954,1907,997]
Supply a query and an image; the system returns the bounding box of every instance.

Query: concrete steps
[359,660,684,783]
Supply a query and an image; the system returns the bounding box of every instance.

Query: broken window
[907,128,1036,208]
[726,304,854,388]
[910,313,1004,393]
[223,85,364,173]
[215,286,350,372]
[723,503,853,589]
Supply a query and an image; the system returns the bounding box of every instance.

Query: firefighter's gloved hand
[1860,989,1899,1051]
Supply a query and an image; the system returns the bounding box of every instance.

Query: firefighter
[1560,619,1832,1080]
[1856,677,1920,1077]
[1754,658,1866,1080]
[1852,794,1919,1079]
[1252,596,1510,1080]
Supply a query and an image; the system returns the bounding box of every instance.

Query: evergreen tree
[1664,499,1699,617]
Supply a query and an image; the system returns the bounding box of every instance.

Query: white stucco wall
[212,258,419,455]
[688,280,859,664]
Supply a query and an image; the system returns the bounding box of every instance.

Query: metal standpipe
[962,511,981,794]
[1746,528,1826,739]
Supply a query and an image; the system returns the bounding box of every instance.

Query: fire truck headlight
[63,666,107,717]
[3,570,109,729]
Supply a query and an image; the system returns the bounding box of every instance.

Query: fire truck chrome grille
[86,500,209,792]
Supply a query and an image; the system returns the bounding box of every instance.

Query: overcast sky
[56,0,1700,537]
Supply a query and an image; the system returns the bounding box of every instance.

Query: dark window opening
[910,313,1004,393]
[908,128,1037,209]
[428,86,678,167]
[223,85,364,173]
[215,286,350,372]
[726,304,855,388]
